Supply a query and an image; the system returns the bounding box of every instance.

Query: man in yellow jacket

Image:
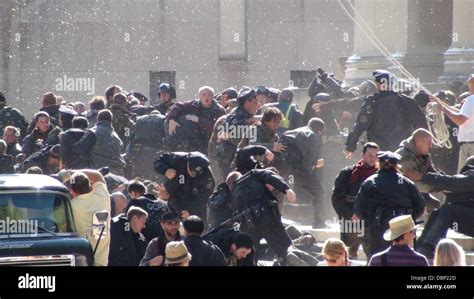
[63,169,111,266]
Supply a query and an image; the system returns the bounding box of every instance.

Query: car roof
[0,174,69,193]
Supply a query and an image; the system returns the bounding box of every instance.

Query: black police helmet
[158,83,176,99]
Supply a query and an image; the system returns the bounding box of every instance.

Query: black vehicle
[0,174,93,266]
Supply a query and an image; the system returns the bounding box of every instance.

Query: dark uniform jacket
[45,125,66,147]
[126,113,167,179]
[125,195,170,241]
[154,100,175,116]
[0,106,29,139]
[223,106,255,147]
[355,168,425,227]
[20,146,58,175]
[127,113,166,150]
[184,234,227,266]
[231,169,289,212]
[238,123,279,151]
[232,145,267,175]
[27,105,60,133]
[86,109,99,128]
[165,114,203,152]
[60,128,89,169]
[303,100,341,136]
[129,105,154,116]
[153,152,215,219]
[216,107,256,175]
[108,216,148,266]
[346,91,427,152]
[21,124,56,158]
[207,182,233,229]
[280,126,322,175]
[0,155,15,174]
[41,105,60,127]
[72,120,126,175]
[6,142,21,162]
[421,168,474,209]
[110,103,136,147]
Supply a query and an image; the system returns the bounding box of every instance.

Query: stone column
[344,0,452,87]
[404,0,452,85]
[440,0,474,83]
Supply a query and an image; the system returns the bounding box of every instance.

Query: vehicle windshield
[0,192,76,236]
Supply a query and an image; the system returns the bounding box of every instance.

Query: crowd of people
[0,67,472,266]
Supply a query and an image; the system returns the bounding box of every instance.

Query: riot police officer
[353,151,425,259]
[153,151,215,224]
[345,70,427,156]
[231,168,297,263]
[234,145,274,175]
[405,156,474,259]
[207,171,242,230]
[154,83,176,115]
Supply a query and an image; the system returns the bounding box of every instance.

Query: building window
[218,0,247,61]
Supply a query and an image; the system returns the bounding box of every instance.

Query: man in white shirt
[431,74,474,172]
